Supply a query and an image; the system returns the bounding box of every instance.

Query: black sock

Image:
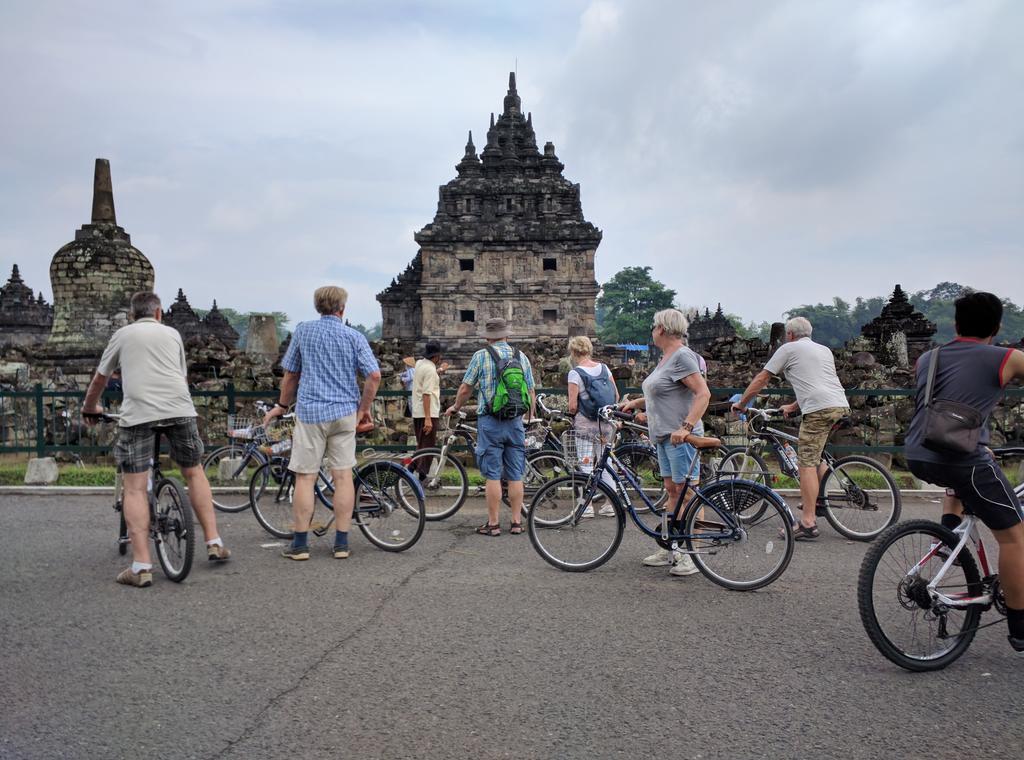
[1008,607,1024,640]
[334,530,349,548]
[940,514,962,532]
[292,531,308,548]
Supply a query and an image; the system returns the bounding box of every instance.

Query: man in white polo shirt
[733,316,849,540]
[83,291,231,587]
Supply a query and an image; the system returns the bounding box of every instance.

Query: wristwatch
[274,402,288,410]
[680,421,694,432]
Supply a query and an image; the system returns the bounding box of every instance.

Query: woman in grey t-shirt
[621,309,712,575]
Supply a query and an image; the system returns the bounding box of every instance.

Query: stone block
[24,457,59,485]
[218,458,245,482]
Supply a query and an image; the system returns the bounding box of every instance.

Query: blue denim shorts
[655,440,700,484]
[475,414,526,481]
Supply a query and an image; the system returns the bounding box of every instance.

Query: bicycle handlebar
[82,411,120,423]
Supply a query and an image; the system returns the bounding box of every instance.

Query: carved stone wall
[0,265,53,347]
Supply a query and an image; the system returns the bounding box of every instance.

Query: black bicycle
[247,458,427,552]
[85,412,195,582]
[719,407,901,540]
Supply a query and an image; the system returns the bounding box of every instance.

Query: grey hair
[130,291,162,320]
[785,316,813,339]
[652,308,689,339]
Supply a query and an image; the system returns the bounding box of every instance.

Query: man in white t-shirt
[733,316,849,540]
[82,291,231,587]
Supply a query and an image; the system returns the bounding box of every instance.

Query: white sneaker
[642,548,674,567]
[670,553,700,576]
[598,503,616,517]
[581,504,595,518]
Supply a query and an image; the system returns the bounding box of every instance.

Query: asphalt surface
[1,492,1022,760]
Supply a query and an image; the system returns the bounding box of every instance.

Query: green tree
[348,322,382,341]
[596,266,677,345]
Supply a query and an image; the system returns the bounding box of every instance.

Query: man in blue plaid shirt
[264,286,381,560]
[445,318,535,537]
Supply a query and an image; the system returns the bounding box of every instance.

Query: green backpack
[484,345,530,420]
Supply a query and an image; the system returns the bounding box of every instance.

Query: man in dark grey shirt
[906,292,1024,655]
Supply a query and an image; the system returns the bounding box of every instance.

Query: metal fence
[1,383,1022,459]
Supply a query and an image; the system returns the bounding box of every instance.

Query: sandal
[778,523,820,540]
[509,522,524,535]
[793,523,820,541]
[476,523,502,537]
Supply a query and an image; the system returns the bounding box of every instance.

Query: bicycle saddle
[684,433,723,449]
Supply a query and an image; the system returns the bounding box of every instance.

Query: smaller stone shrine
[688,304,737,354]
[860,284,936,366]
[163,290,241,348]
[43,158,154,368]
[0,265,53,347]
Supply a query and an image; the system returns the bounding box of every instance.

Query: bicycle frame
[914,516,995,610]
[582,431,746,546]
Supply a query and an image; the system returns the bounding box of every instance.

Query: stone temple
[44,159,154,363]
[0,265,53,347]
[377,73,602,357]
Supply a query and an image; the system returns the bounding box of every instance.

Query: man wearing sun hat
[444,318,535,537]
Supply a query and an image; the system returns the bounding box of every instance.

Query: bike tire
[517,450,572,514]
[117,509,128,556]
[683,479,794,591]
[821,455,902,541]
[153,478,195,582]
[717,447,772,486]
[249,461,295,539]
[204,444,265,513]
[354,461,425,552]
[527,474,624,572]
[402,447,468,521]
[858,520,981,671]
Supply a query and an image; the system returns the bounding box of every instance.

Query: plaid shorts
[114,417,204,474]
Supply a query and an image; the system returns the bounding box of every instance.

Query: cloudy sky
[2,0,1022,330]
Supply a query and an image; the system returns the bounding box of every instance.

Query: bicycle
[247,454,427,552]
[84,412,195,582]
[718,407,901,540]
[202,400,286,512]
[527,406,796,590]
[402,407,572,521]
[858,447,1024,670]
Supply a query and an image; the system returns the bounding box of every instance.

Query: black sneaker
[281,544,311,561]
[1009,636,1024,657]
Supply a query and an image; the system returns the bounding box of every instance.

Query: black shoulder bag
[920,347,985,455]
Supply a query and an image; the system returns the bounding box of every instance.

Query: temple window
[543,309,558,323]
[459,259,474,272]
[460,310,475,322]
[542,258,557,271]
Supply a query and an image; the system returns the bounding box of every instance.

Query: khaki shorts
[797,407,847,468]
[289,414,357,473]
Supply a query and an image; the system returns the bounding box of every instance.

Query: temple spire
[466,130,476,155]
[508,71,517,93]
[90,158,116,224]
[502,71,522,117]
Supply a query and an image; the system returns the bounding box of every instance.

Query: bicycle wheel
[717,447,772,486]
[820,455,901,540]
[402,448,468,521]
[354,461,425,552]
[507,450,571,511]
[117,509,128,556]
[204,444,265,512]
[858,520,981,671]
[153,478,195,582]
[249,461,295,539]
[613,443,666,510]
[527,474,624,572]
[683,479,794,591]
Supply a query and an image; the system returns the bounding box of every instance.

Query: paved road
[1,493,1021,760]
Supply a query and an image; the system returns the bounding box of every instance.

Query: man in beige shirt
[83,291,231,587]
[410,342,444,477]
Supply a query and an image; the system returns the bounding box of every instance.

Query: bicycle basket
[265,416,296,443]
[226,415,263,441]
[561,431,605,470]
